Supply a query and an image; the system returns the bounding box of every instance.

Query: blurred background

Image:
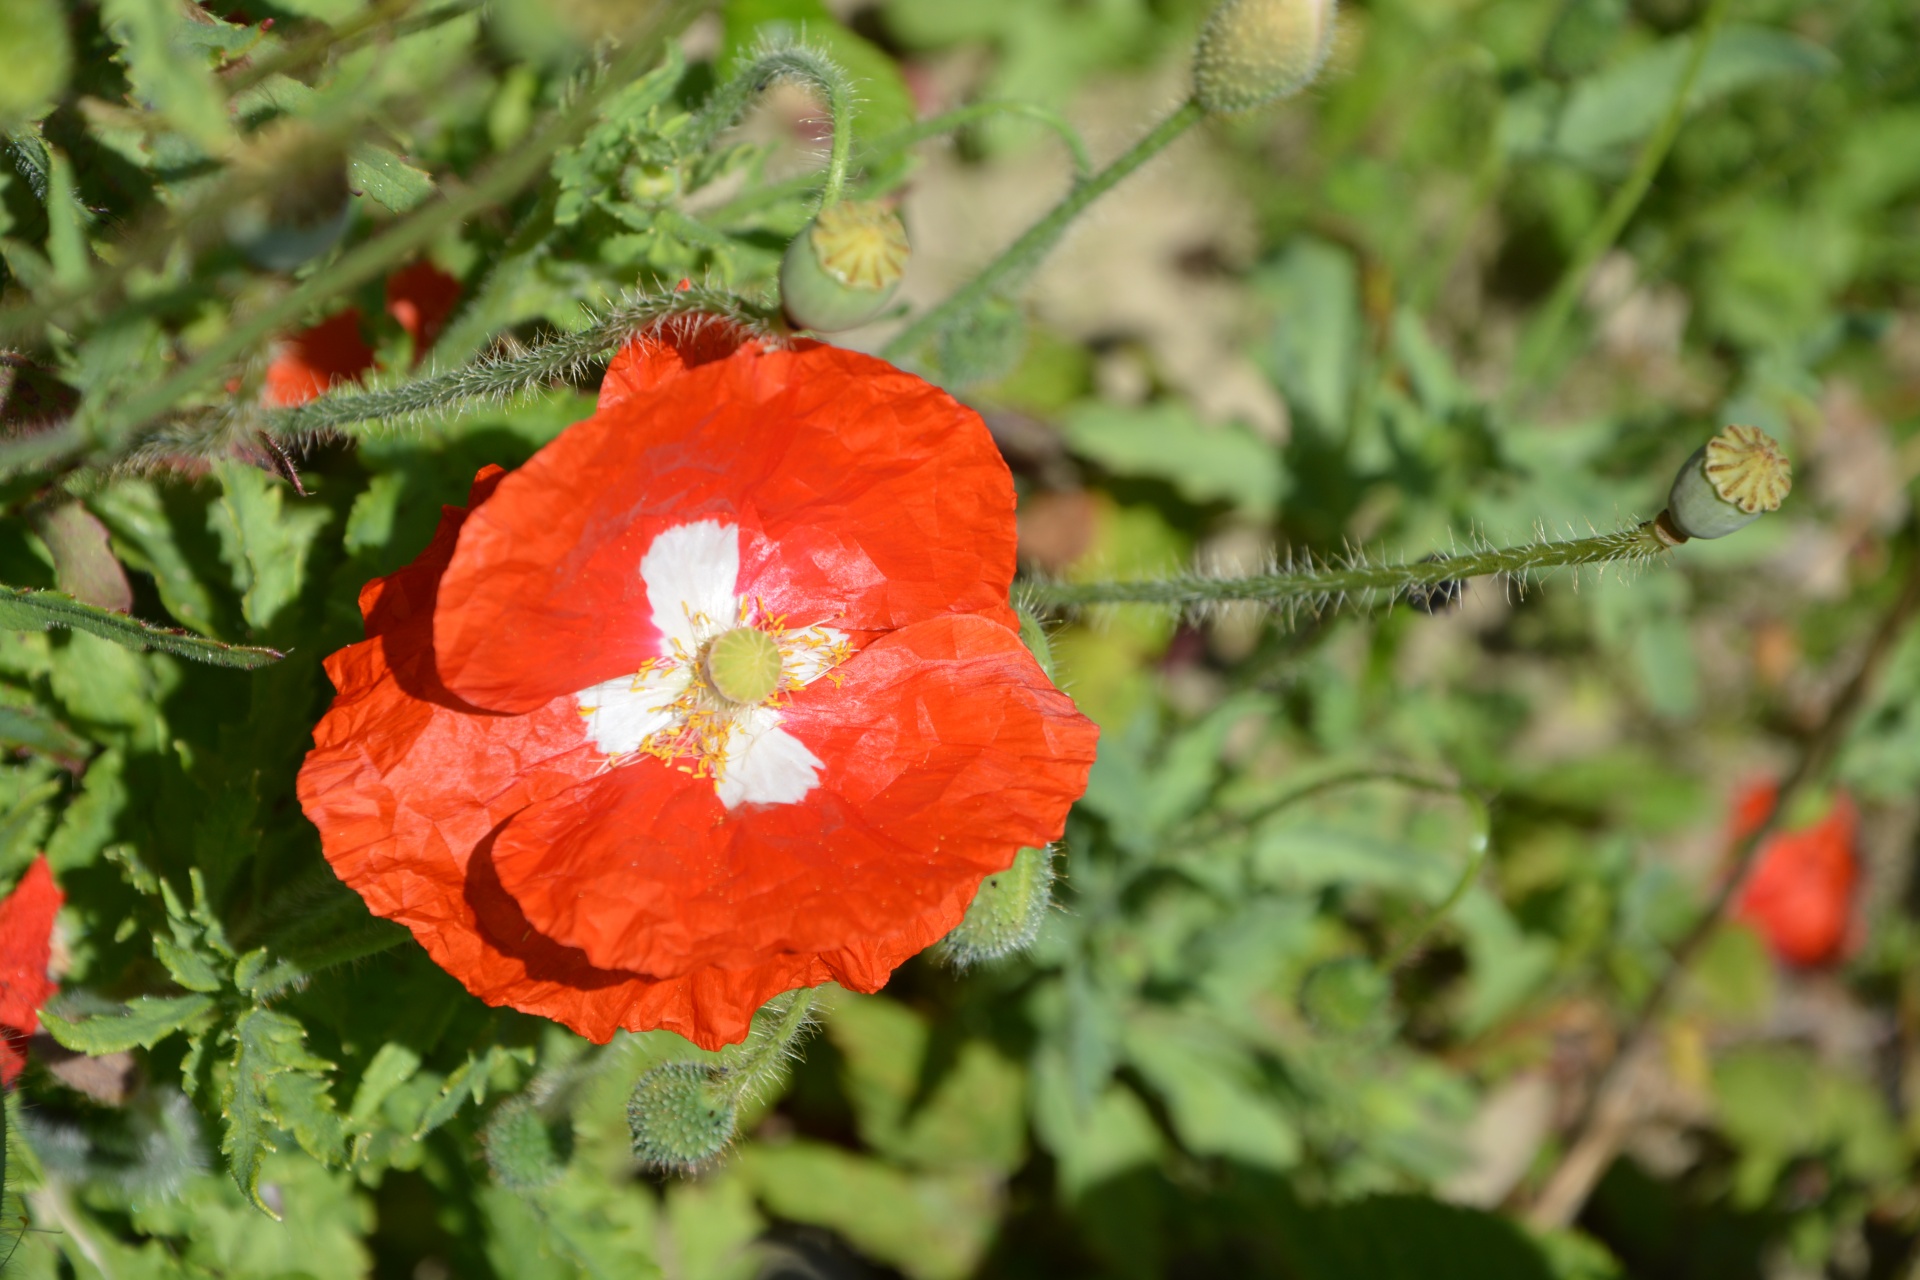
[5,0,1920,1276]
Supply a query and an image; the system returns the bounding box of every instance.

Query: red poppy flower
[0,855,63,1085]
[1730,782,1859,967]
[261,262,460,408]
[298,329,1098,1049]
[263,309,376,408]
[385,262,462,354]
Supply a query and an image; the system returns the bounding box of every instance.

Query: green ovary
[704,627,783,704]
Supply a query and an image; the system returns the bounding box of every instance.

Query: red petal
[486,613,1098,981]
[0,854,61,1085]
[432,340,1021,712]
[299,470,825,1049]
[263,310,375,408]
[1734,793,1859,967]
[385,262,462,355]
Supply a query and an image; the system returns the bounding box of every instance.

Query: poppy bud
[482,1099,568,1189]
[627,1061,737,1173]
[779,200,909,333]
[1192,0,1338,115]
[935,846,1055,969]
[1298,956,1393,1040]
[1663,423,1791,541]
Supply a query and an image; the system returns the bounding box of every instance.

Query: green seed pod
[1664,423,1792,541]
[779,200,909,333]
[628,1061,737,1174]
[935,846,1055,969]
[1298,956,1394,1041]
[481,1099,568,1190]
[1193,0,1338,115]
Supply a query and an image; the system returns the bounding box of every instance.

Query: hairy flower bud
[1664,423,1792,542]
[482,1099,569,1190]
[1298,956,1393,1040]
[1193,0,1338,115]
[780,201,909,332]
[628,1061,737,1173]
[935,846,1055,968]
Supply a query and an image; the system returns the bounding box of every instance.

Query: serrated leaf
[347,142,435,212]
[267,1068,346,1166]
[209,461,331,633]
[100,0,236,155]
[413,1046,514,1139]
[155,928,226,994]
[40,993,216,1054]
[0,584,281,668]
[222,1008,334,1217]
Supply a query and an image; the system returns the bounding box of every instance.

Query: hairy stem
[1509,0,1730,396]
[687,44,858,207]
[714,987,817,1102]
[881,98,1205,364]
[1024,520,1666,610]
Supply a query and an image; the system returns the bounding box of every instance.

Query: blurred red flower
[261,262,461,408]
[0,855,63,1085]
[1730,781,1859,967]
[297,328,1098,1049]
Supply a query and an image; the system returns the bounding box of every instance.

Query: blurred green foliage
[2,0,1919,1276]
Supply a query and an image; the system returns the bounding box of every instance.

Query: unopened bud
[1663,424,1791,542]
[935,846,1054,969]
[482,1099,569,1190]
[1193,0,1338,115]
[627,1061,737,1173]
[779,200,909,333]
[1298,956,1393,1040]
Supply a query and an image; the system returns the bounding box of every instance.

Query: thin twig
[1526,538,1920,1229]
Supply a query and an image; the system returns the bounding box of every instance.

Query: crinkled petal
[432,340,1020,712]
[487,613,1099,982]
[297,470,830,1050]
[0,854,62,1085]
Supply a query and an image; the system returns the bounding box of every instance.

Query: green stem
[1024,520,1668,610]
[703,100,1092,228]
[881,98,1206,364]
[714,987,817,1102]
[30,7,691,471]
[1382,791,1491,973]
[1508,0,1730,396]
[686,45,858,207]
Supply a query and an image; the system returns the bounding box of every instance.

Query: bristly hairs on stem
[114,283,779,473]
[685,35,860,208]
[1018,519,1669,623]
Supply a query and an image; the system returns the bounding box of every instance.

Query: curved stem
[1508,0,1730,399]
[687,44,858,207]
[1383,792,1491,973]
[702,100,1092,227]
[713,987,817,1103]
[881,98,1205,364]
[1024,520,1667,610]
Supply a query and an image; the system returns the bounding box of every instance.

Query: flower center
[703,626,783,705]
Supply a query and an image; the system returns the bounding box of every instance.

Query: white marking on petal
[641,520,739,651]
[576,666,691,756]
[714,706,824,809]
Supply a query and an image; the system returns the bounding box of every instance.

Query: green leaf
[1273,1194,1570,1280]
[100,0,237,154]
[348,142,436,213]
[40,993,216,1054]
[414,1045,516,1139]
[740,1141,998,1280]
[1122,1013,1299,1171]
[1061,402,1285,515]
[0,0,70,129]
[41,147,89,288]
[0,584,281,668]
[0,701,89,765]
[90,479,229,638]
[222,1008,335,1217]
[1554,25,1838,163]
[348,1042,422,1129]
[209,461,331,633]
